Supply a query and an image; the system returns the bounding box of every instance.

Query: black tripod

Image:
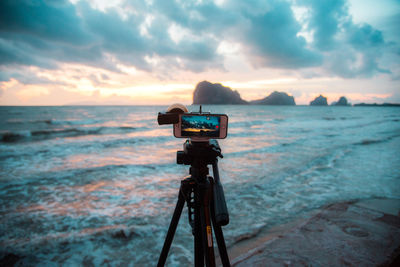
[157,139,231,267]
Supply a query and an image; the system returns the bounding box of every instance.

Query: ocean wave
[46,119,100,126]
[5,118,101,126]
[0,224,144,258]
[356,139,383,146]
[347,118,396,129]
[0,126,137,143]
[0,161,175,182]
[224,142,289,158]
[0,131,32,142]
[354,134,400,146]
[322,116,361,121]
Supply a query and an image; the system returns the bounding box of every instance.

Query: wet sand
[223,198,400,266]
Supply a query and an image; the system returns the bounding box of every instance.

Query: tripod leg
[210,179,231,267]
[157,188,186,267]
[194,198,204,267]
[211,214,230,267]
[199,181,216,267]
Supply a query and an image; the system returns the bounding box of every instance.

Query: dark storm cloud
[0,0,396,86]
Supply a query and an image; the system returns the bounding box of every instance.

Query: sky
[0,0,399,105]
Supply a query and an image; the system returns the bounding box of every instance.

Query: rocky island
[192,81,246,104]
[192,81,295,105]
[310,95,328,106]
[249,91,295,105]
[331,96,349,106]
[354,103,400,107]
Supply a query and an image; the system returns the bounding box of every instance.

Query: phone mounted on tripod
[157,104,231,267]
[158,104,228,141]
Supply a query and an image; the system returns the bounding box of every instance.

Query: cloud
[238,0,322,68]
[151,0,322,68]
[0,0,225,79]
[0,34,58,69]
[0,0,90,44]
[300,0,392,77]
[0,0,108,71]
[0,0,397,90]
[304,0,348,51]
[0,67,67,86]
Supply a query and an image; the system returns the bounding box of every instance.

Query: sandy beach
[224,198,400,266]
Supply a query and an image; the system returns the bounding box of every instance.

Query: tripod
[157,139,231,267]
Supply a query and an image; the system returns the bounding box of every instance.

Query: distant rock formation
[332,96,349,106]
[192,81,295,105]
[354,103,400,107]
[192,81,247,104]
[310,95,328,106]
[250,91,296,105]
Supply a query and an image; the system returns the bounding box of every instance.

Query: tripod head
[176,139,229,226]
[177,139,222,166]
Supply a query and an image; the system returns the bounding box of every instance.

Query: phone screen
[181,115,220,137]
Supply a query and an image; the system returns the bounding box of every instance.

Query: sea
[1,105,399,266]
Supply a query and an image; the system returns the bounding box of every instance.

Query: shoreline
[219,198,400,266]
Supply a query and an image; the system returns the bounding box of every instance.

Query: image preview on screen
[181,115,220,137]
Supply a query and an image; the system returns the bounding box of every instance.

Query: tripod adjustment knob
[176,151,188,165]
[177,151,185,164]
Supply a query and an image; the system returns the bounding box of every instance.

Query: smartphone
[174,114,228,140]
